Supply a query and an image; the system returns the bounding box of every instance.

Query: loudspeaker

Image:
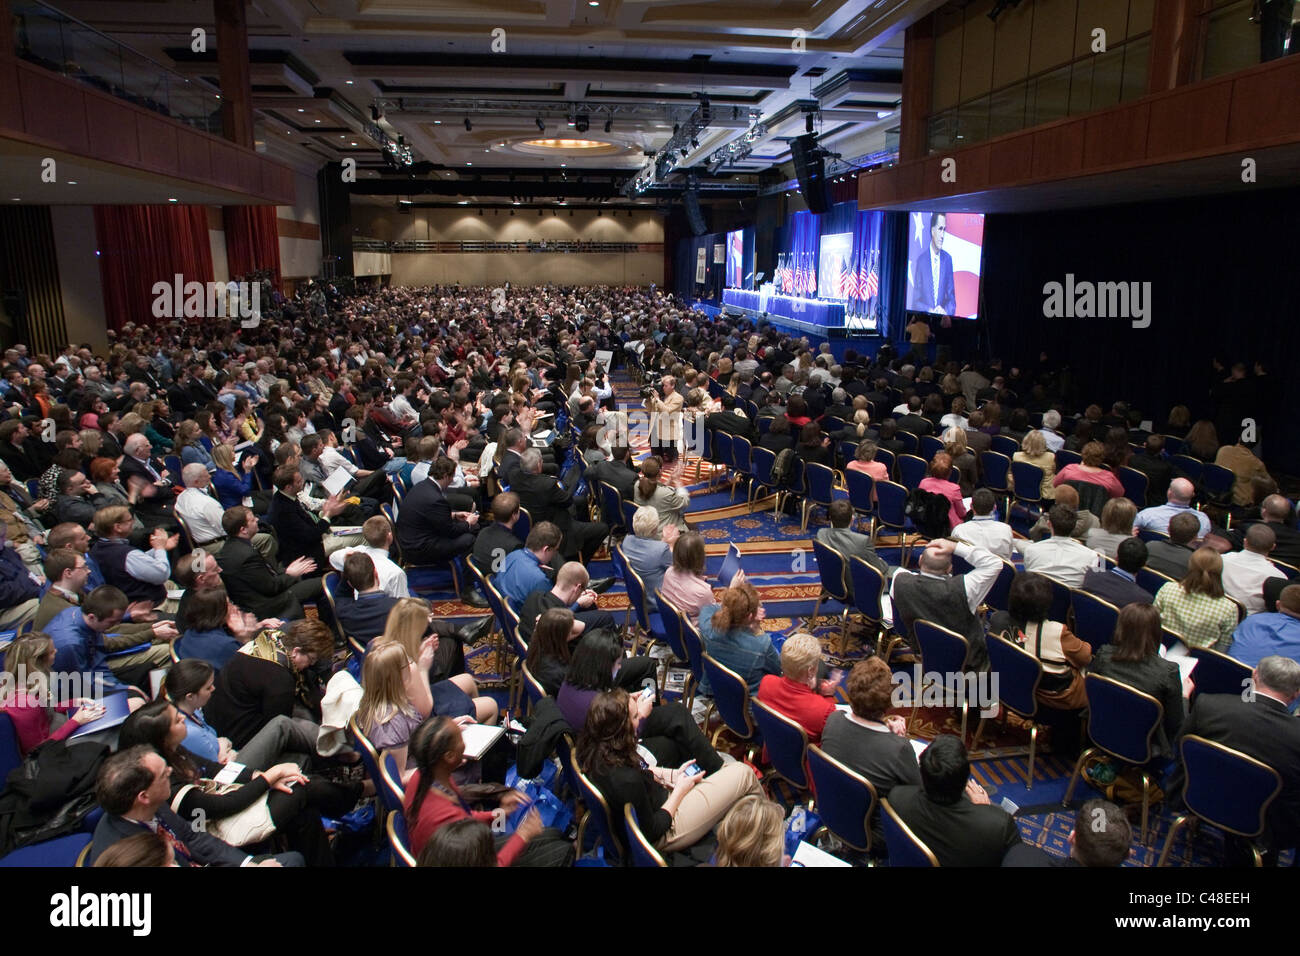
[790,133,831,214]
[682,188,707,236]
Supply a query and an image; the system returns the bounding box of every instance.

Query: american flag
[837,255,851,300]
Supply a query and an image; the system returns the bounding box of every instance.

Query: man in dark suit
[266,465,348,569]
[1080,538,1153,607]
[512,449,608,565]
[888,735,1021,866]
[909,212,957,316]
[586,445,638,504]
[118,433,176,528]
[217,506,322,621]
[1170,656,1300,861]
[815,500,890,600]
[394,457,486,606]
[1232,495,1300,569]
[1145,511,1199,580]
[1128,435,1174,507]
[1002,799,1131,867]
[471,491,526,574]
[89,745,301,866]
[0,419,47,482]
[895,396,934,438]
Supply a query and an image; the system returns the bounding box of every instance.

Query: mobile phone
[639,685,656,702]
[682,761,702,777]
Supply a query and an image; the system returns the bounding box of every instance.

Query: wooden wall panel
[1227,57,1300,144]
[86,99,142,167]
[176,129,213,182]
[1082,101,1150,168]
[1146,82,1231,154]
[1031,118,1086,178]
[0,60,21,131]
[136,114,180,175]
[19,69,88,152]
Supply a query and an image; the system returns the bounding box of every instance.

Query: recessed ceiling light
[434,120,442,125]
[345,80,354,85]
[589,1,599,5]
[297,108,305,113]
[457,200,469,205]
[466,162,472,165]
[350,142,357,146]
[560,163,566,167]
[10,198,19,202]
[215,94,220,99]
[68,181,77,185]
[168,197,178,202]
[314,119,321,123]
[399,199,412,204]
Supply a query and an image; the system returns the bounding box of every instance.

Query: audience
[1152,548,1241,650]
[950,488,1016,562]
[1134,478,1212,539]
[1145,511,1201,579]
[756,633,838,746]
[1085,497,1138,561]
[1227,583,1300,668]
[1080,537,1153,607]
[1219,523,1285,616]
[713,796,787,867]
[1021,504,1105,588]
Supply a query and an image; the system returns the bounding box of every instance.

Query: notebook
[715,543,744,588]
[461,723,506,760]
[68,691,132,739]
[791,841,851,867]
[323,468,355,497]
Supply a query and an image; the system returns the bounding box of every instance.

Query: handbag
[171,780,277,847]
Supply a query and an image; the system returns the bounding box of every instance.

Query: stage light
[604,116,612,133]
[464,117,472,131]
[805,113,815,133]
[575,114,589,133]
[536,116,545,132]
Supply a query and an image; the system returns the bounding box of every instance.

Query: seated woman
[1013,430,1057,503]
[917,451,966,533]
[1152,548,1239,650]
[404,716,571,866]
[713,796,787,867]
[1086,497,1138,561]
[356,641,446,781]
[210,443,258,509]
[174,586,248,670]
[374,598,497,725]
[846,439,889,500]
[577,424,609,469]
[1184,420,1219,462]
[176,420,216,473]
[756,633,837,746]
[988,572,1092,757]
[939,396,970,433]
[784,395,812,430]
[757,415,795,453]
[819,657,920,836]
[578,689,762,855]
[632,456,690,535]
[942,428,977,497]
[1088,603,1185,758]
[659,532,715,627]
[0,633,105,756]
[417,818,497,867]
[1054,441,1123,499]
[92,830,175,868]
[622,505,677,598]
[697,580,780,696]
[557,630,714,770]
[118,698,361,867]
[523,606,575,697]
[796,423,835,468]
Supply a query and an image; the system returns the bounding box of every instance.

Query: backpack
[771,448,796,486]
[905,487,952,539]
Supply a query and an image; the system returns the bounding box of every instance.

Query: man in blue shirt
[46,585,136,692]
[1133,478,1211,539]
[1229,584,1300,668]
[495,522,563,607]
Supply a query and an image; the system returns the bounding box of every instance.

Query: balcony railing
[352,239,659,254]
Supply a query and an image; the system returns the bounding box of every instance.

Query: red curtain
[223,205,281,289]
[94,205,214,331]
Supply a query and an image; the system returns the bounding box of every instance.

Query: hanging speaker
[683,188,707,236]
[790,133,831,214]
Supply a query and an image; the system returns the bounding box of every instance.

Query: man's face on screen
[930,216,946,252]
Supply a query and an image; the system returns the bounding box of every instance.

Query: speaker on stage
[790,134,831,214]
[683,187,708,236]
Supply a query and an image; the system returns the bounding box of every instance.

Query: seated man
[1170,656,1300,863]
[266,464,351,569]
[890,538,1001,670]
[949,489,1017,562]
[1134,478,1212,539]
[394,457,485,607]
[1027,484,1098,542]
[511,448,608,565]
[175,463,277,562]
[216,506,321,622]
[1231,494,1300,569]
[1215,438,1268,510]
[1002,799,1131,867]
[52,468,97,528]
[1145,511,1201,580]
[471,491,525,575]
[496,521,563,607]
[815,499,891,597]
[88,745,300,866]
[1021,504,1105,588]
[1080,537,1153,608]
[1228,584,1300,668]
[1128,435,1173,506]
[888,734,1022,867]
[820,657,920,846]
[0,528,41,631]
[756,633,837,747]
[89,506,177,609]
[622,505,678,599]
[518,560,615,641]
[45,585,166,692]
[329,514,409,598]
[1220,523,1286,616]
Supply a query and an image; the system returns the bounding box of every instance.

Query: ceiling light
[10,198,19,202]
[466,162,472,165]
[458,200,469,205]
[350,142,357,146]
[168,197,178,202]
[560,163,567,167]
[314,119,321,123]
[464,117,472,131]
[297,108,305,113]
[345,80,354,85]
[433,120,442,125]
[215,94,220,100]
[399,199,412,205]
[589,1,599,5]
[68,181,77,185]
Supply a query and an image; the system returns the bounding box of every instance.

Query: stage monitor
[906,211,985,319]
[817,231,853,299]
[725,229,744,289]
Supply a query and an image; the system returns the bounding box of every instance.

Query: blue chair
[598,481,625,538]
[821,416,846,435]
[620,497,637,534]
[848,556,888,658]
[1187,646,1252,702]
[1070,589,1120,649]
[319,570,353,650]
[800,461,838,532]
[386,810,416,867]
[782,457,807,520]
[1158,435,1185,455]
[979,451,1013,512]
[872,480,920,566]
[1118,466,1149,508]
[1272,559,1300,580]
[701,652,760,761]
[1055,449,1082,471]
[1136,568,1177,601]
[614,542,661,654]
[513,506,532,544]
[757,415,772,435]
[1156,736,1282,867]
[919,434,944,461]
[873,446,896,476]
[377,753,406,816]
[384,502,460,594]
[164,454,183,484]
[0,832,92,867]
[896,454,928,491]
[678,613,706,706]
[1170,454,1203,483]
[653,588,691,670]
[880,798,939,866]
[1063,674,1165,844]
[807,744,878,854]
[1010,460,1045,518]
[730,435,755,505]
[1039,574,1073,624]
[0,712,23,787]
[748,445,780,511]
[519,660,547,715]
[751,698,811,795]
[909,620,973,740]
[567,747,625,863]
[981,558,1018,614]
[1200,463,1235,504]
[712,431,734,495]
[974,633,1045,788]
[346,716,390,809]
[844,468,876,534]
[990,435,1020,458]
[838,440,860,469]
[810,539,852,654]
[624,805,667,867]
[895,430,919,455]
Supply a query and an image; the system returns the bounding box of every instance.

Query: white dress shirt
[1021,535,1104,588]
[176,486,225,544]
[950,517,1018,562]
[329,544,409,598]
[1039,429,1065,453]
[889,541,1002,615]
[319,445,359,478]
[1219,550,1285,615]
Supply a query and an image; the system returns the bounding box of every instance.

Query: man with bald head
[1133,477,1211,539]
[1220,523,1286,615]
[118,432,175,528]
[890,538,1002,669]
[1233,495,1300,568]
[174,463,275,562]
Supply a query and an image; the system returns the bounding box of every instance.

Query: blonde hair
[1021,430,1047,457]
[715,796,786,867]
[3,633,54,696]
[118,412,145,436]
[375,597,432,659]
[355,642,416,734]
[780,632,822,681]
[211,443,237,474]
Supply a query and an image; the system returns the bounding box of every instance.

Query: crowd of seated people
[0,282,1294,871]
